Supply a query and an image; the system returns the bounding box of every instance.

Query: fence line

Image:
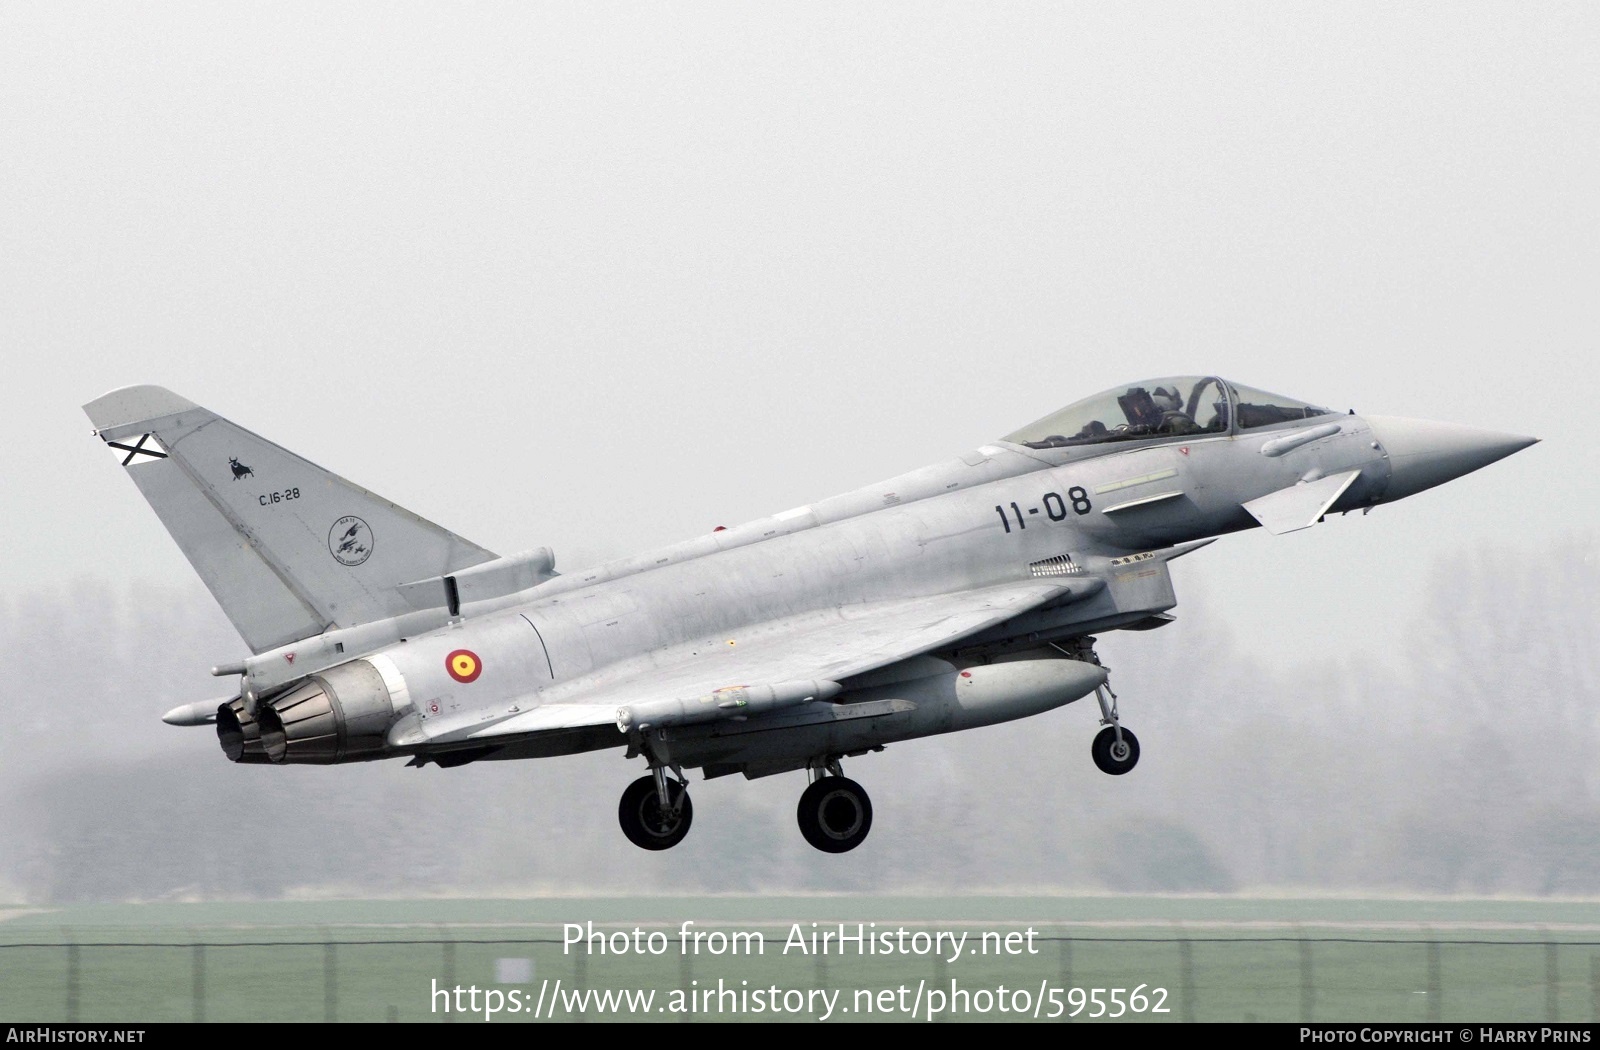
[4,935,1598,1022]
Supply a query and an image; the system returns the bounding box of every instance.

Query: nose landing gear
[1059,636,1141,776]
[1089,669,1140,775]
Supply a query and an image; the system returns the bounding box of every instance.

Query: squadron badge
[328,516,373,566]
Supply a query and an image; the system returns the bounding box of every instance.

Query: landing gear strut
[1090,680,1139,775]
[618,767,693,850]
[796,759,873,853]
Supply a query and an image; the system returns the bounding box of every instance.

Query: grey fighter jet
[85,377,1535,853]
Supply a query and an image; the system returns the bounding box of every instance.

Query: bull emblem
[229,457,254,480]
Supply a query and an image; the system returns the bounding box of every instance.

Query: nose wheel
[1091,724,1140,775]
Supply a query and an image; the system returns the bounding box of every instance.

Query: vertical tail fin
[85,385,497,653]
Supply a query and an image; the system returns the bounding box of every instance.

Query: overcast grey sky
[3,2,1593,676]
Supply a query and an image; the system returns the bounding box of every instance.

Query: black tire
[796,776,873,853]
[1091,726,1140,775]
[618,774,693,850]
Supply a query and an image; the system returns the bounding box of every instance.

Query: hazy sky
[3,2,1594,677]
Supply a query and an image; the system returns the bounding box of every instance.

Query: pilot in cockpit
[1151,386,1203,435]
[1010,375,1234,450]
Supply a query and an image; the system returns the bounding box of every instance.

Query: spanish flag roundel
[446,649,482,684]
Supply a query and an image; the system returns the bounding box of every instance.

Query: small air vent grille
[1029,553,1082,577]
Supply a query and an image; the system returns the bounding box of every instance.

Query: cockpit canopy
[1005,376,1335,450]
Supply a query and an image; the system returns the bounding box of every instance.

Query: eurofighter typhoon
[85,378,1535,853]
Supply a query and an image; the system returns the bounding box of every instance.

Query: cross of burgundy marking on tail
[106,434,167,465]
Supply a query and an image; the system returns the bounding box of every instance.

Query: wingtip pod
[83,385,200,437]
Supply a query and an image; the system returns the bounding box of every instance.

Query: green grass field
[3,897,1598,1022]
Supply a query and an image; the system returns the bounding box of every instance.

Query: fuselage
[96,377,1538,848]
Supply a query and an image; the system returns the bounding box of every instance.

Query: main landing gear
[616,756,875,854]
[796,759,872,854]
[617,767,693,850]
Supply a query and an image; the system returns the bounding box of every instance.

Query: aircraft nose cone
[1367,416,1538,502]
